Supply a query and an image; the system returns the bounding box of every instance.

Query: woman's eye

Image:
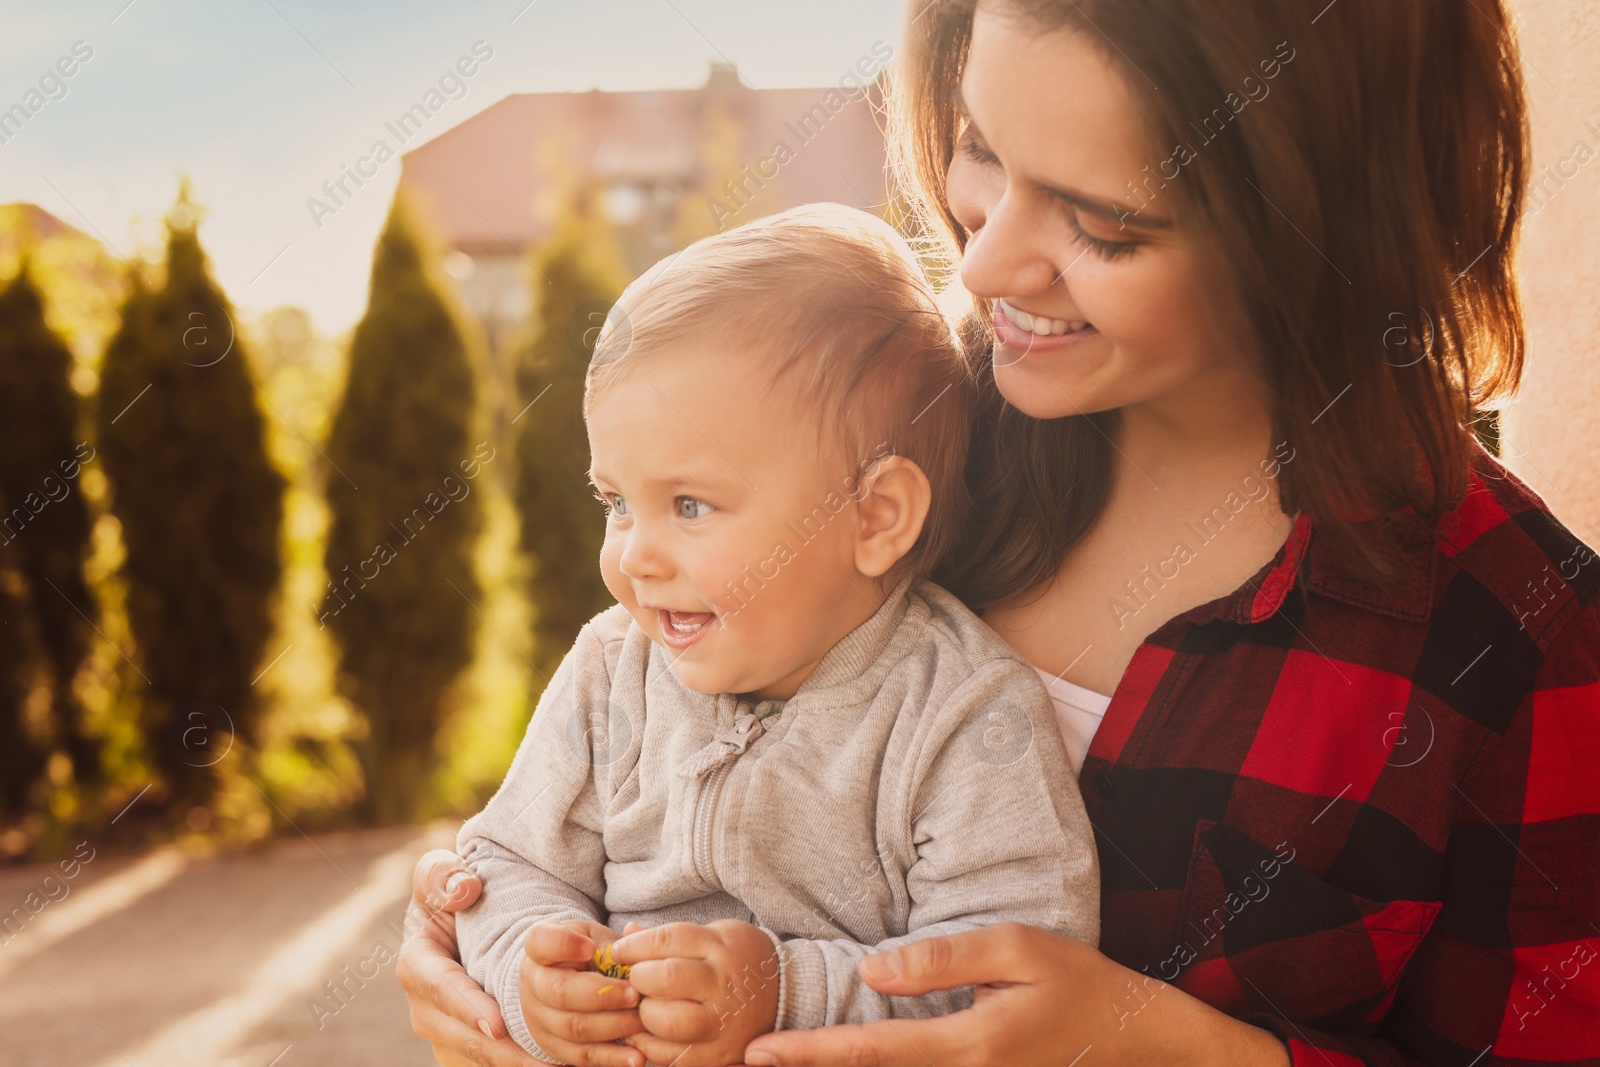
[677,497,713,520]
[958,127,999,166]
[1067,213,1139,262]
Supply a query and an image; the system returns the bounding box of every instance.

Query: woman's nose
[959,190,1064,299]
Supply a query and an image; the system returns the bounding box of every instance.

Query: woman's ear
[853,455,932,580]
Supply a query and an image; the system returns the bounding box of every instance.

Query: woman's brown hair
[904,0,1531,613]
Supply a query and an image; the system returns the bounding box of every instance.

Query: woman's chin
[992,361,1110,420]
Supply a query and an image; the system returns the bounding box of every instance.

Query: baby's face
[587,344,883,701]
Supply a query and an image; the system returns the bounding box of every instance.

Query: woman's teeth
[998,299,1092,337]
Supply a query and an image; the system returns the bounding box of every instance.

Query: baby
[455,203,1098,1067]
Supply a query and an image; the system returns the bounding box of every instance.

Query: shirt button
[1093,771,1117,799]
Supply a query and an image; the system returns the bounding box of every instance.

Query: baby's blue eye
[593,489,628,518]
[678,497,713,520]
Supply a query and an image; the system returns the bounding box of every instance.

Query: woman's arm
[738,923,1289,1067]
[743,596,1600,1067]
[397,850,541,1067]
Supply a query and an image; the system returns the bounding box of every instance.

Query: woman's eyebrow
[1042,181,1174,232]
[953,86,1175,232]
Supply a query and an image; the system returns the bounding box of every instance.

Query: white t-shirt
[1032,666,1112,777]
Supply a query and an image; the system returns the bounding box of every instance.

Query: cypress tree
[97,186,286,811]
[0,486,49,822]
[323,192,484,824]
[0,261,100,785]
[513,192,625,683]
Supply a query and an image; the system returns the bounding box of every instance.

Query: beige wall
[1502,1,1600,543]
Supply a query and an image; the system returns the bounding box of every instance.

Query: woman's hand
[739,924,1290,1067]
[396,849,542,1067]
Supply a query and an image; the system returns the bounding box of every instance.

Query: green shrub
[0,487,49,822]
[323,192,484,824]
[97,187,286,812]
[0,262,100,787]
[513,195,624,683]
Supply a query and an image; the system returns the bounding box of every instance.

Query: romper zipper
[692,761,733,885]
[679,700,785,887]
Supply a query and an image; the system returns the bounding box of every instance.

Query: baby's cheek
[599,543,628,602]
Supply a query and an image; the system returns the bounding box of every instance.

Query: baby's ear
[853,455,933,580]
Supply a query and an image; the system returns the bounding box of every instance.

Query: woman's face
[947,3,1241,421]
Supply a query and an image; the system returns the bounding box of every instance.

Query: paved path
[0,822,457,1067]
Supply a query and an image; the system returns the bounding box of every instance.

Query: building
[1500,0,1600,539]
[0,203,84,246]
[396,62,891,364]
[0,203,126,365]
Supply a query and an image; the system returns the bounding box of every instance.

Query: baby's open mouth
[664,609,715,634]
[658,608,716,650]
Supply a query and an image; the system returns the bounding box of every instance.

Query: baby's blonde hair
[583,203,975,587]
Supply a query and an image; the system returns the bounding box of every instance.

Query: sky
[0,0,906,332]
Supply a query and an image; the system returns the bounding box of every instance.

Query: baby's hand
[610,920,780,1067]
[519,919,647,1067]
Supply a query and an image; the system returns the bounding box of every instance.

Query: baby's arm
[760,661,1099,1031]
[612,660,1097,1063]
[456,618,641,1063]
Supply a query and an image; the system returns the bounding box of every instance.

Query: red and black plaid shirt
[1081,441,1600,1065]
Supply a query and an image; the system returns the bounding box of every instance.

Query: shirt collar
[1184,509,1436,627]
[796,571,918,693]
[1301,512,1437,622]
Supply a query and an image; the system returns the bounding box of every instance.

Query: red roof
[398,66,890,256]
[0,203,86,243]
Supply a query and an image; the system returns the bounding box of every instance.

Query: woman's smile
[996,297,1094,336]
[992,297,1101,356]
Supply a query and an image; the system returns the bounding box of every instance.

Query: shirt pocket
[1168,819,1441,1033]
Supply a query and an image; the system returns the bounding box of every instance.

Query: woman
[399,0,1600,1064]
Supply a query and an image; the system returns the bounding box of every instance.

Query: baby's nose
[617,527,672,581]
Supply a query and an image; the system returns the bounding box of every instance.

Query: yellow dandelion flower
[593,942,632,979]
